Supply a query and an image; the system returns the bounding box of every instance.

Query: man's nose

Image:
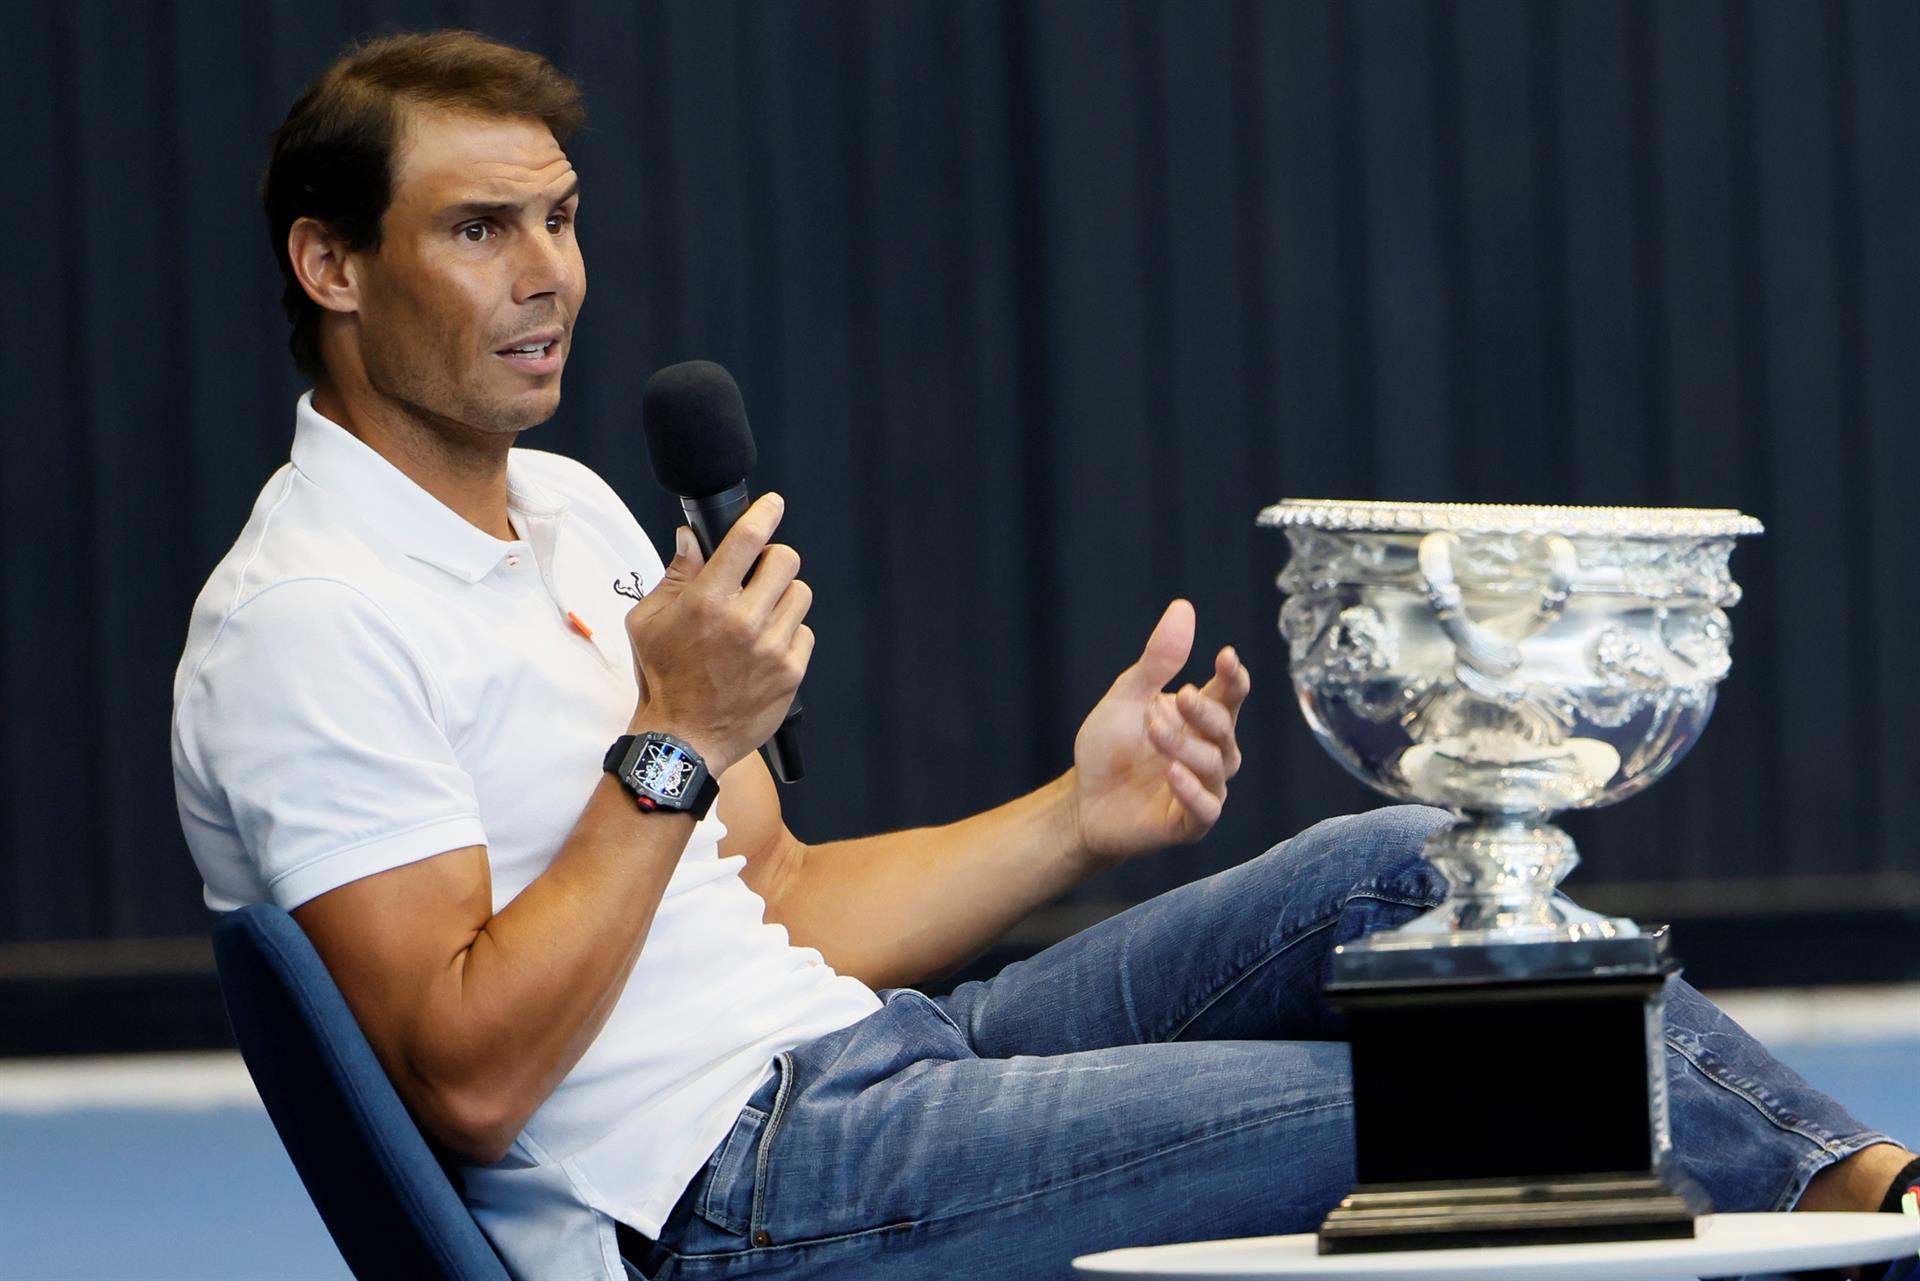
[513,226,578,303]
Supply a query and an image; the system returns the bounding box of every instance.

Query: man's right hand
[622,492,813,774]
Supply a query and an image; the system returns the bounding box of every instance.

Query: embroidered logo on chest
[612,571,647,603]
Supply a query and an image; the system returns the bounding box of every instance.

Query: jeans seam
[696,1107,760,1234]
[674,1097,1351,1262]
[1662,1031,1860,1185]
[748,1051,795,1241]
[1162,889,1440,1043]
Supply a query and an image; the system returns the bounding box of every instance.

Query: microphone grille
[642,360,758,497]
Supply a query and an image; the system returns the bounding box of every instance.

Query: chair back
[213,902,511,1281]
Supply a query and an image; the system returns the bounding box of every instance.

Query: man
[172,30,1916,1281]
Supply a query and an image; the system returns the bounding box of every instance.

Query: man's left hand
[1068,599,1251,865]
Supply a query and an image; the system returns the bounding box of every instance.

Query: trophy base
[1317,1171,1706,1253]
[1320,930,1706,1253]
[1331,928,1674,984]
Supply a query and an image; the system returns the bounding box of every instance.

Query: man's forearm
[444,776,692,1133]
[766,771,1110,989]
[298,762,696,1165]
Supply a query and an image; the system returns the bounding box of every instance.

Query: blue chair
[213,902,511,1281]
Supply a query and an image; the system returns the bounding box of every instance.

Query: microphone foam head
[642,360,758,497]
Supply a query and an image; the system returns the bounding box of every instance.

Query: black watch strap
[602,732,720,819]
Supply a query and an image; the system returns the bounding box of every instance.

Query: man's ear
[287,217,361,316]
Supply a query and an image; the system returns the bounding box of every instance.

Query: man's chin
[470,383,564,435]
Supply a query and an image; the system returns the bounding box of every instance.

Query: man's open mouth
[496,333,564,374]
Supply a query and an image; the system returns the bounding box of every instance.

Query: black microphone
[641,360,805,784]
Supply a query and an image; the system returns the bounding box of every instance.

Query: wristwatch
[602,731,720,818]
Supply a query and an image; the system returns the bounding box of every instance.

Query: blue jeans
[626,806,1897,1279]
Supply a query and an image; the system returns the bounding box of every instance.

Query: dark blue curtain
[6,0,1918,950]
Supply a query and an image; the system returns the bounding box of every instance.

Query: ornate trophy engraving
[1261,499,1762,1253]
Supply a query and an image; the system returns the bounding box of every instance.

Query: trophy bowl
[1262,499,1762,951]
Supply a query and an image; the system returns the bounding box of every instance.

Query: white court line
[0,985,1915,1113]
[1704,983,1920,1047]
[0,1050,261,1113]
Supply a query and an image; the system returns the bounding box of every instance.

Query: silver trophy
[1261,499,1762,1252]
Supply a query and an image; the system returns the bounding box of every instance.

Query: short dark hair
[261,30,586,381]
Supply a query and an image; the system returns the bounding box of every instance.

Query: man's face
[350,108,585,437]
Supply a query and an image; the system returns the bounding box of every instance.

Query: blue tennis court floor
[1,986,1913,1281]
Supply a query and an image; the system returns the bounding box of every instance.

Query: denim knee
[1234,805,1449,948]
[1282,804,1449,898]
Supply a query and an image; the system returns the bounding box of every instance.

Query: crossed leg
[644,807,1901,1279]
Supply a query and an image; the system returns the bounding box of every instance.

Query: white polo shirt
[172,393,880,1281]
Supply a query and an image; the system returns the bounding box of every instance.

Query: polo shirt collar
[290,392,568,584]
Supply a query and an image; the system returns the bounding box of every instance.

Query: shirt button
[752,1230,771,1247]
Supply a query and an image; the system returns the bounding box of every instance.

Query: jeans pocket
[693,1102,767,1238]
[689,1055,792,1243]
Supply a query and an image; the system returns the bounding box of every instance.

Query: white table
[1073,1213,1920,1280]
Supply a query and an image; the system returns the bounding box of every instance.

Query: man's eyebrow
[440,178,582,222]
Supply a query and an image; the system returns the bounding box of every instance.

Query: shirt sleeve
[173,577,487,910]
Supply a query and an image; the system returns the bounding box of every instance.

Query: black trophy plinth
[1317,926,1711,1254]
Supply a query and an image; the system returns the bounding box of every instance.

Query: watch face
[636,739,696,800]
